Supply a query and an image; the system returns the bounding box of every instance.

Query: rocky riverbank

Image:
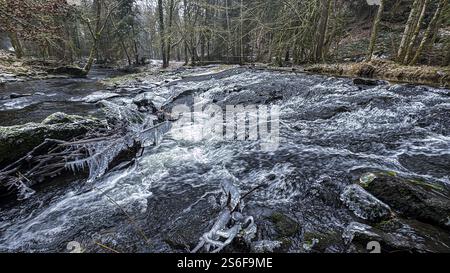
[305,60,450,88]
[0,51,71,83]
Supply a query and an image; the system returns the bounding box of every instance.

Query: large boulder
[340,184,393,223]
[358,172,450,230]
[0,112,103,167]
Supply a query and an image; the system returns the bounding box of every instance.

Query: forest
[0,0,450,254]
[1,0,449,73]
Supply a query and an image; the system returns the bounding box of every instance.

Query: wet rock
[341,184,392,223]
[42,112,91,125]
[133,97,158,113]
[250,240,282,253]
[307,175,342,207]
[343,219,450,253]
[0,112,102,166]
[161,89,199,112]
[358,172,450,230]
[359,172,377,187]
[303,231,343,253]
[249,211,297,252]
[47,65,86,77]
[353,78,385,86]
[342,222,383,251]
[375,218,450,253]
[146,186,221,252]
[9,93,32,99]
[269,212,300,238]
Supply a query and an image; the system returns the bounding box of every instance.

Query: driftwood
[0,101,172,200]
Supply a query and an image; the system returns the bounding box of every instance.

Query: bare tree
[366,0,385,62]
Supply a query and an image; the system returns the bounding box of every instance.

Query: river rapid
[0,66,449,253]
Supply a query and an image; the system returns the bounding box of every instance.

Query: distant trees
[79,0,122,74]
[0,0,70,58]
[1,0,449,72]
[396,0,449,65]
[409,0,448,65]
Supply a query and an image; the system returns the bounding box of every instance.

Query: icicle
[64,101,172,183]
[4,176,36,201]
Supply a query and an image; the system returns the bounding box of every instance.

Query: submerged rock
[358,172,450,230]
[340,184,393,223]
[352,78,385,86]
[9,93,32,99]
[0,112,102,167]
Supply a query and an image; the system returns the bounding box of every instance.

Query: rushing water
[0,66,449,252]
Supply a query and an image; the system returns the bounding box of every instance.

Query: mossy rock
[303,231,342,252]
[357,172,450,230]
[269,212,300,238]
[0,112,102,167]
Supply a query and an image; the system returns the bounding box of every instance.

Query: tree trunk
[410,0,448,65]
[397,0,421,62]
[183,0,189,65]
[366,0,385,61]
[158,0,168,68]
[166,0,175,65]
[403,0,428,64]
[314,0,331,63]
[131,24,140,65]
[240,0,244,64]
[225,0,231,64]
[8,32,23,59]
[83,0,102,74]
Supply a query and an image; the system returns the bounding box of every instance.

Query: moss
[42,112,90,125]
[269,212,300,238]
[302,231,341,252]
[408,179,445,192]
[385,171,397,177]
[374,219,400,230]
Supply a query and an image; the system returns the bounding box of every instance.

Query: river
[0,66,449,253]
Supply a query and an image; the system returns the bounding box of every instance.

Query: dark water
[0,68,123,126]
[0,67,449,252]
